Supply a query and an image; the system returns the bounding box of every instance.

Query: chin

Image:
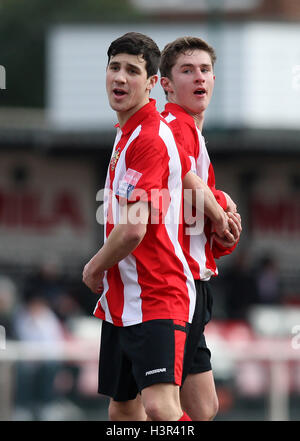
[196,102,208,113]
[110,101,125,112]
[189,105,206,114]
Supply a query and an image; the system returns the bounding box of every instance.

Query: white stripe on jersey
[196,130,210,184]
[98,276,112,322]
[99,125,143,324]
[159,120,196,323]
[189,156,197,173]
[194,129,214,280]
[119,255,142,325]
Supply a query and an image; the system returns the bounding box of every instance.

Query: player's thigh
[180,370,218,420]
[142,382,180,404]
[109,394,146,421]
[141,382,182,420]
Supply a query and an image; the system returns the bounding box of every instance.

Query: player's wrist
[89,251,106,275]
[214,208,229,237]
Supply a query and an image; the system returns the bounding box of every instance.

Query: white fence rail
[0,337,299,421]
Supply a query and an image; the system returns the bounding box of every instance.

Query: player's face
[106,53,157,126]
[161,49,215,116]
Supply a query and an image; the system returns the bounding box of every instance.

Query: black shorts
[182,280,213,381]
[98,319,191,402]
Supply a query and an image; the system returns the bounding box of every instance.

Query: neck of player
[191,112,205,132]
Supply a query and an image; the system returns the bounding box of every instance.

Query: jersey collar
[164,102,198,131]
[115,99,157,135]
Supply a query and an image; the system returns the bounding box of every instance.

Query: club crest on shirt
[111,149,120,171]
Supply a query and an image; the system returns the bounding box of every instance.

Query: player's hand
[229,212,242,233]
[212,212,242,247]
[223,192,237,214]
[213,209,235,243]
[82,258,104,294]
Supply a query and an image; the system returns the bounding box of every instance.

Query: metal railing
[0,337,299,421]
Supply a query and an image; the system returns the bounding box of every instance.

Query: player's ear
[160,77,173,95]
[147,74,158,92]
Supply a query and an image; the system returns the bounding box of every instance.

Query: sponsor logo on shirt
[116,168,142,199]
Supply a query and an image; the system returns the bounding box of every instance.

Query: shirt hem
[93,310,191,326]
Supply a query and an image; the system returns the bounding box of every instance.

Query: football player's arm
[212,212,241,258]
[82,200,149,293]
[178,142,230,236]
[222,191,237,213]
[209,188,241,256]
[183,171,233,241]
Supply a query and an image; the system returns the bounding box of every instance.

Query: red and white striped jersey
[162,103,234,281]
[94,100,196,327]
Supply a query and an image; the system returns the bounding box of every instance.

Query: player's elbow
[126,231,145,248]
[183,171,204,191]
[121,223,147,249]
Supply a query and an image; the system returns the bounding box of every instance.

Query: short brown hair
[160,36,216,79]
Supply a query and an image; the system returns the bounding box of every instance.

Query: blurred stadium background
[0,0,300,421]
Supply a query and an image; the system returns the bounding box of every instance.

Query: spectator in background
[13,289,65,420]
[23,256,82,323]
[0,276,17,339]
[222,251,257,321]
[23,256,65,311]
[255,255,282,305]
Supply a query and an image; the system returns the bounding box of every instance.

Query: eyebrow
[180,63,212,69]
[109,61,142,72]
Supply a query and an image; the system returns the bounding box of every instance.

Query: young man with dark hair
[105,35,241,422]
[82,32,233,421]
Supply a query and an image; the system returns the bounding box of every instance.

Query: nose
[195,68,205,83]
[114,68,126,84]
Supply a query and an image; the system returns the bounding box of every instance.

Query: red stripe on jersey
[207,162,215,189]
